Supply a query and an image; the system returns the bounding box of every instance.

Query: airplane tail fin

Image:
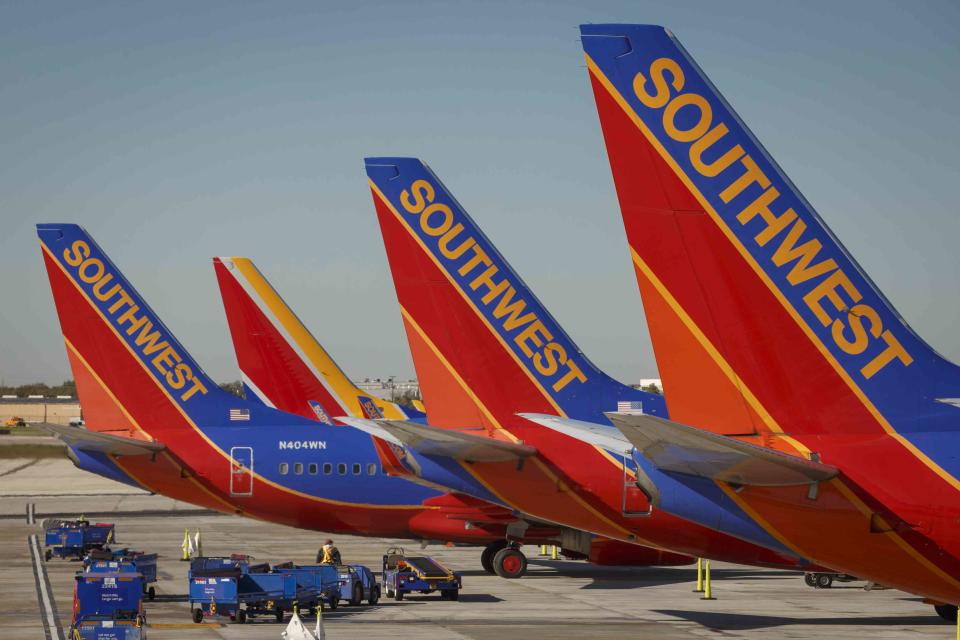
[213,256,415,422]
[365,157,665,430]
[37,224,309,445]
[581,24,960,437]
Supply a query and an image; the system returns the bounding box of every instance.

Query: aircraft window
[337,463,346,475]
[308,463,318,475]
[294,463,303,475]
[323,463,332,475]
[367,463,377,476]
[352,463,361,475]
[279,463,289,475]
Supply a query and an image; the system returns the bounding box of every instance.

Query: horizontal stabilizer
[376,420,536,462]
[40,423,165,456]
[606,413,838,487]
[335,417,403,446]
[518,413,631,453]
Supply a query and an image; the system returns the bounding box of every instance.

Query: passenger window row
[278,462,380,476]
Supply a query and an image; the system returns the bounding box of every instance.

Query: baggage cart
[70,571,145,639]
[188,556,298,624]
[44,518,114,561]
[86,550,159,600]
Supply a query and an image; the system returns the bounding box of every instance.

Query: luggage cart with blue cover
[335,564,380,606]
[86,550,159,600]
[271,562,342,611]
[188,557,301,624]
[71,571,146,639]
[44,518,115,560]
[382,547,461,601]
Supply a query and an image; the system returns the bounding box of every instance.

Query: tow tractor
[382,547,461,601]
[71,570,146,639]
[44,518,115,560]
[335,564,380,605]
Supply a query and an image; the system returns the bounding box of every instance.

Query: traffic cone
[194,530,203,557]
[180,529,190,561]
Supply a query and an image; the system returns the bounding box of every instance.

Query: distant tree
[0,380,77,397]
[219,380,246,399]
[640,383,662,395]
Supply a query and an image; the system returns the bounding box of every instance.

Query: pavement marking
[26,501,35,524]
[0,458,40,478]
[150,622,226,628]
[28,533,64,640]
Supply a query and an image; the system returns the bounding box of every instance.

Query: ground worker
[317,539,342,565]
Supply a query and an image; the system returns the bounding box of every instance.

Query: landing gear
[935,604,958,623]
[480,540,508,574]
[492,546,527,579]
[804,572,834,588]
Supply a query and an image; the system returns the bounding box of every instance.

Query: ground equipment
[188,556,313,624]
[70,570,146,639]
[44,518,114,560]
[382,547,461,601]
[335,564,380,605]
[271,562,342,610]
[86,549,159,600]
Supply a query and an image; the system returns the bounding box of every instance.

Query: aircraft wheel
[481,540,508,574]
[192,608,204,624]
[935,604,958,623]
[815,573,833,589]
[493,547,527,579]
[803,573,817,588]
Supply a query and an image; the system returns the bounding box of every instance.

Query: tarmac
[0,450,952,639]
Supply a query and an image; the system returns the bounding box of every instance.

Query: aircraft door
[230,446,254,496]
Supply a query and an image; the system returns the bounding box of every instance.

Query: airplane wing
[376,420,536,463]
[335,417,404,446]
[517,413,632,453]
[39,423,165,456]
[605,413,838,487]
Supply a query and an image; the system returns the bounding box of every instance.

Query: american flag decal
[229,408,251,421]
[616,400,644,415]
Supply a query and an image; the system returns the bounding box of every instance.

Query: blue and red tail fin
[212,256,417,422]
[581,24,960,439]
[37,224,312,445]
[365,157,664,429]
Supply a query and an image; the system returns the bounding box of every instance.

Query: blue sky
[2,0,959,385]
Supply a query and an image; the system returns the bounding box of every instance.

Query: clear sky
[2,0,959,386]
